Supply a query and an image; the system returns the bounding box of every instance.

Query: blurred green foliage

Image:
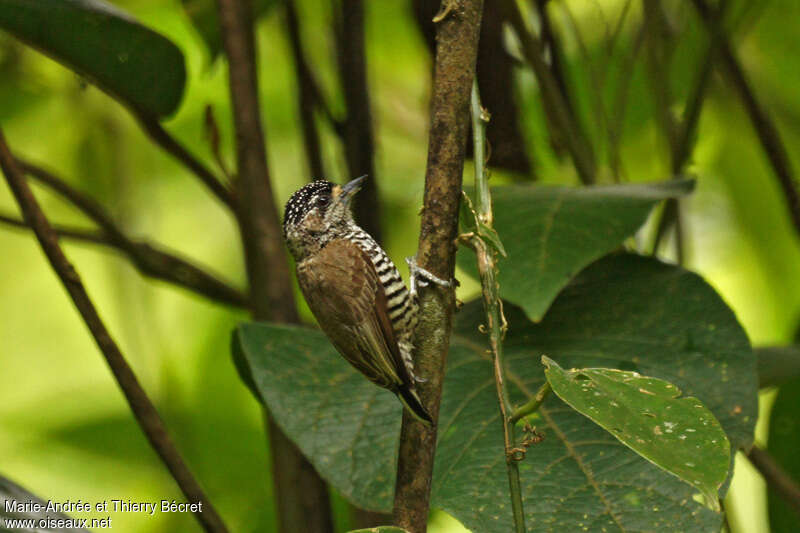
[0,1,799,532]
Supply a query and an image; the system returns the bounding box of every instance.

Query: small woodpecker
[282,176,451,425]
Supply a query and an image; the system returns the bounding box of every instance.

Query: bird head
[282,176,366,260]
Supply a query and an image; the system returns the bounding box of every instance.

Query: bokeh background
[1,0,799,531]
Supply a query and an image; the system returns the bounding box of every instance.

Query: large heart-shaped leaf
[457,180,694,321]
[0,0,185,117]
[235,254,756,532]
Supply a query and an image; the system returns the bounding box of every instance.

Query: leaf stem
[467,80,526,533]
[510,382,552,424]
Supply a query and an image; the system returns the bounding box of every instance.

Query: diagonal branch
[747,445,800,518]
[215,0,334,531]
[392,2,484,531]
[7,160,247,308]
[134,114,235,209]
[0,130,229,533]
[690,0,800,238]
[502,0,596,184]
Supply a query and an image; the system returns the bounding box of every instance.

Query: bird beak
[336,175,367,206]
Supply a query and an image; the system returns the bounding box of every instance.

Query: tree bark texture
[392,2,484,532]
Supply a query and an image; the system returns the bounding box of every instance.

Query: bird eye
[316,196,329,208]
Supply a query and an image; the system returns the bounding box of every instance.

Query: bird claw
[406,256,453,296]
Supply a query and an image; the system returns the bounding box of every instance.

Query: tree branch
[215,0,334,531]
[747,445,800,518]
[8,160,247,308]
[691,0,800,238]
[503,0,596,184]
[0,130,229,533]
[392,2,484,531]
[284,0,325,179]
[333,0,382,241]
[134,114,235,209]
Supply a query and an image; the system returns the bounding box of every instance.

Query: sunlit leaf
[543,357,730,509]
[0,0,185,117]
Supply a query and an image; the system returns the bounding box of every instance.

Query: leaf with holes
[457,180,694,321]
[542,357,730,509]
[235,253,756,532]
[0,0,185,117]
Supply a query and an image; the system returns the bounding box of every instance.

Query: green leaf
[235,253,755,532]
[181,0,277,61]
[1,474,90,531]
[0,0,186,117]
[766,378,800,532]
[755,345,800,388]
[457,179,694,321]
[542,357,730,509]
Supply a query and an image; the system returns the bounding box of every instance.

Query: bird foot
[406,256,454,297]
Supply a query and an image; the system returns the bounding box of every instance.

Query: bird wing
[296,238,413,390]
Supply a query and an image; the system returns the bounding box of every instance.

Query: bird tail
[397,385,433,426]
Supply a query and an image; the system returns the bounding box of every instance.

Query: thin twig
[510,382,552,424]
[608,22,646,182]
[0,212,107,245]
[284,0,325,179]
[465,81,526,533]
[503,0,596,184]
[0,130,229,533]
[11,160,247,308]
[747,445,800,518]
[333,0,382,241]
[135,114,235,209]
[690,0,800,238]
[392,2,484,531]
[215,0,334,531]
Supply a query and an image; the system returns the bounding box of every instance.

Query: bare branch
[284,0,325,179]
[11,160,247,308]
[135,114,235,209]
[215,0,334,531]
[333,0,382,241]
[747,445,800,518]
[393,2,484,531]
[503,0,596,184]
[0,130,229,533]
[691,0,800,238]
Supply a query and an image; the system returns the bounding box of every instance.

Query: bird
[282,176,451,425]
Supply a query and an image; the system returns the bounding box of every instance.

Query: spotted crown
[282,180,334,234]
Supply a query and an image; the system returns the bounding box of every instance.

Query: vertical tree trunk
[216,0,334,531]
[392,2,484,532]
[334,0,382,241]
